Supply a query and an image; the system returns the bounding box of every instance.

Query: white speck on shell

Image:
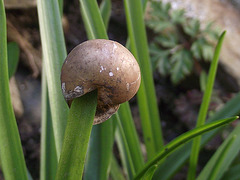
[126,83,130,91]
[113,43,117,53]
[62,83,66,93]
[109,72,114,76]
[74,86,83,93]
[100,65,106,73]
[117,67,119,71]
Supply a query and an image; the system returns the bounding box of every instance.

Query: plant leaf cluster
[147,1,220,84]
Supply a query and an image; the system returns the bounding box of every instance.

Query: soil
[1,0,237,179]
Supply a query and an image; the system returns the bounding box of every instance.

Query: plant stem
[187,31,226,180]
[55,90,98,180]
[0,0,28,179]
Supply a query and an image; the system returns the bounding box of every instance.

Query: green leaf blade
[197,125,240,180]
[37,0,69,158]
[7,42,20,78]
[124,0,164,160]
[187,31,226,179]
[134,116,238,180]
[153,92,240,180]
[0,1,28,179]
[56,91,98,180]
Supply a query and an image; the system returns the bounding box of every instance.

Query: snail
[61,39,141,124]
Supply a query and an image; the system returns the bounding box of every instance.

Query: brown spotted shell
[61,39,141,124]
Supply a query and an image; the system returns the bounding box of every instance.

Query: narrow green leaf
[200,70,208,92]
[187,31,226,179]
[110,154,126,180]
[7,42,19,78]
[153,92,240,180]
[206,135,236,180]
[142,165,158,180]
[0,1,28,179]
[141,0,148,11]
[40,68,57,180]
[100,0,111,28]
[134,116,238,180]
[56,90,98,180]
[84,120,114,180]
[118,103,144,171]
[58,0,63,16]
[124,0,164,160]
[37,0,68,158]
[40,0,62,178]
[197,126,240,180]
[79,0,108,39]
[115,113,136,179]
[222,164,240,180]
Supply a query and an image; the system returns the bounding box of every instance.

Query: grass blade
[115,113,136,179]
[7,42,19,78]
[110,154,126,180]
[40,68,58,180]
[84,120,114,180]
[153,91,240,180]
[79,0,108,39]
[115,127,133,179]
[100,0,111,28]
[222,164,240,180]
[56,91,97,179]
[142,165,158,180]
[134,116,238,180]
[118,103,144,170]
[197,125,240,180]
[37,0,69,158]
[187,31,226,179]
[208,135,236,180]
[123,0,164,159]
[58,0,63,16]
[0,1,28,179]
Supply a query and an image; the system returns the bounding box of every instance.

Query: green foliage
[147,1,219,84]
[7,42,20,78]
[0,1,28,179]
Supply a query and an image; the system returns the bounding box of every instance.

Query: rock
[159,0,240,88]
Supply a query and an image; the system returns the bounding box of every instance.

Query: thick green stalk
[56,90,98,179]
[187,31,226,179]
[123,0,164,159]
[40,67,57,180]
[37,0,68,158]
[110,154,126,180]
[100,0,111,28]
[118,103,144,171]
[0,1,28,179]
[80,0,108,39]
